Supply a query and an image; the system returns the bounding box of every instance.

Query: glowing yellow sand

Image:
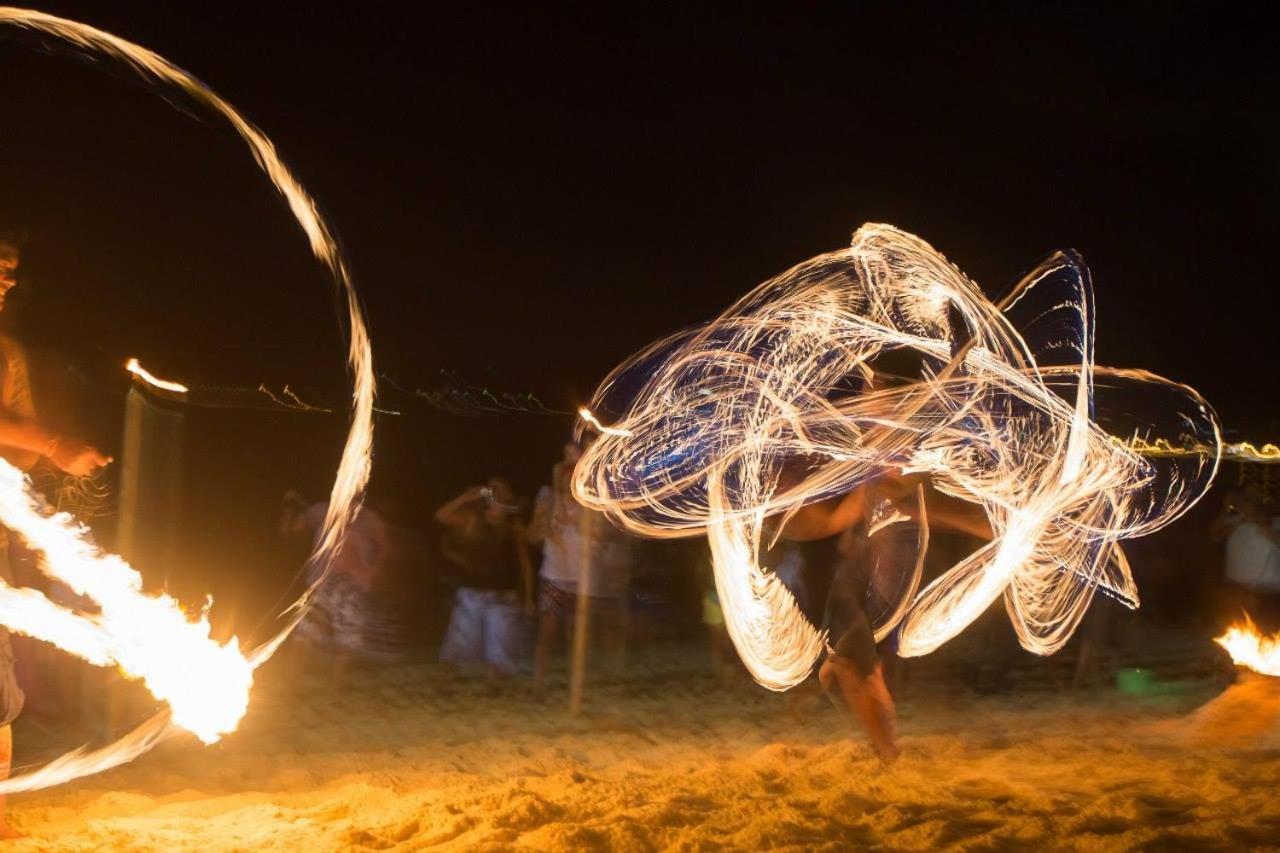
[6,656,1275,851]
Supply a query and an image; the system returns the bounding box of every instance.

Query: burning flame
[125,357,189,395]
[1215,613,1280,677]
[0,7,376,791]
[574,224,1220,689]
[0,459,251,741]
[577,407,632,437]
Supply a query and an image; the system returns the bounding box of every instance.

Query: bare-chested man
[784,475,990,762]
[0,229,111,835]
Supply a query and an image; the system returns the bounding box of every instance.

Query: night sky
[0,3,1275,615]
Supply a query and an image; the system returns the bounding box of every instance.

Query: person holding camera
[435,478,534,677]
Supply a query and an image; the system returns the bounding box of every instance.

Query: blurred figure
[435,478,534,678]
[697,546,733,685]
[280,490,390,686]
[1211,488,1280,631]
[784,474,990,763]
[363,494,427,654]
[0,229,111,837]
[528,440,632,689]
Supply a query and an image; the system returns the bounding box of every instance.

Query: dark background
[0,2,1274,643]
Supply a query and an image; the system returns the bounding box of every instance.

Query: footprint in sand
[1074,815,1128,836]
[1133,793,1197,827]
[933,813,1004,846]
[953,777,1017,805]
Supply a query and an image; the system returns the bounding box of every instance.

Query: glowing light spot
[578,406,633,437]
[125,358,189,395]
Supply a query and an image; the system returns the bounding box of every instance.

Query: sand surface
[5,650,1277,851]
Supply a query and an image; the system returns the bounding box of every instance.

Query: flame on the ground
[1215,613,1280,677]
[125,357,189,395]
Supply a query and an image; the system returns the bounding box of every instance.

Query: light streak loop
[574,224,1220,689]
[0,7,376,792]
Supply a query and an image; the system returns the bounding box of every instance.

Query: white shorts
[440,587,523,674]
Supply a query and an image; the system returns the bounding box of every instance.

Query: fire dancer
[783,475,991,763]
[436,478,534,678]
[527,440,632,690]
[0,229,111,835]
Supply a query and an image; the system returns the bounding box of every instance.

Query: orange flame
[0,459,252,743]
[125,357,189,395]
[1215,612,1280,677]
[578,407,632,437]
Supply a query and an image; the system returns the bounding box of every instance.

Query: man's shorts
[0,629,22,726]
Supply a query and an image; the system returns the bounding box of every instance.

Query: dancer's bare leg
[0,724,22,839]
[819,654,899,763]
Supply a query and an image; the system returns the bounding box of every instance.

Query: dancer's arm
[782,487,868,541]
[0,415,109,476]
[920,490,993,539]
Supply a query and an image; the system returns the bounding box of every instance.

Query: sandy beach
[3,640,1274,852]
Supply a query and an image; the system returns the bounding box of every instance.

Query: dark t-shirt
[461,517,522,592]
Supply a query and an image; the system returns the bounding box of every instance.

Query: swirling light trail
[0,7,375,791]
[574,224,1220,690]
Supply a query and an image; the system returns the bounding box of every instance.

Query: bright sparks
[125,357,189,395]
[578,407,633,437]
[1215,613,1280,677]
[0,7,376,792]
[574,224,1220,690]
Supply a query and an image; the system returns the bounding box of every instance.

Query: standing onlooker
[281,490,390,686]
[528,440,632,689]
[0,229,111,837]
[436,478,533,677]
[1211,488,1280,631]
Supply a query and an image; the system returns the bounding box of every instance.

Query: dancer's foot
[819,655,900,764]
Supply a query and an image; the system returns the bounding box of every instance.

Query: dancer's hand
[50,438,111,476]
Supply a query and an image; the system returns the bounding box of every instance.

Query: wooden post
[568,507,594,716]
[107,381,184,734]
[116,385,185,590]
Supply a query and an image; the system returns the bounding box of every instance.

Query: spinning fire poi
[0,7,375,792]
[573,224,1222,753]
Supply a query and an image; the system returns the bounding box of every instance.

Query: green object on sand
[1116,667,1154,694]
